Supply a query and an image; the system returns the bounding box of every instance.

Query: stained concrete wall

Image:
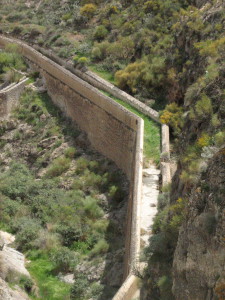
[0,77,28,119]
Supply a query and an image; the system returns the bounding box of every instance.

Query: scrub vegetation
[0,0,224,299]
[0,55,128,298]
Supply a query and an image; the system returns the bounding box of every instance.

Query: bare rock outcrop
[0,231,30,300]
[172,148,225,300]
[0,231,30,281]
[0,277,30,300]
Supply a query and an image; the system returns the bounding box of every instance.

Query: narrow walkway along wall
[0,77,28,119]
[0,36,144,292]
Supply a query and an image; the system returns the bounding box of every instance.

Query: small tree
[80,4,97,19]
[94,25,108,41]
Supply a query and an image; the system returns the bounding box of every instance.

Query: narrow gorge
[0,0,224,300]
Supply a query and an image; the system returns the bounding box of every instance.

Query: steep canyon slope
[0,0,225,299]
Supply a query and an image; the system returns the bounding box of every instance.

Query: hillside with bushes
[0,0,224,299]
[0,48,129,299]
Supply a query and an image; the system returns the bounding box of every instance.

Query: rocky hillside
[0,47,129,299]
[172,148,225,300]
[0,0,224,299]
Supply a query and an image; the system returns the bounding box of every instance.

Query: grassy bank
[100,90,161,165]
[88,64,161,164]
[27,252,71,300]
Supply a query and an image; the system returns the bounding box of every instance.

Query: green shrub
[91,41,111,61]
[144,0,160,13]
[195,36,225,58]
[89,160,99,172]
[90,239,109,256]
[83,196,104,219]
[64,147,76,159]
[79,56,88,66]
[19,275,34,294]
[91,46,102,60]
[13,217,42,251]
[56,223,83,247]
[211,114,220,128]
[197,133,211,148]
[50,247,78,273]
[70,273,88,300]
[46,157,71,177]
[73,56,88,67]
[157,192,170,210]
[75,157,89,174]
[0,162,33,200]
[147,232,168,257]
[61,13,72,22]
[33,230,61,251]
[160,103,184,136]
[80,4,97,19]
[195,94,213,119]
[72,241,90,254]
[6,12,24,22]
[94,25,108,41]
[157,275,173,300]
[108,185,124,203]
[214,131,225,147]
[0,50,25,74]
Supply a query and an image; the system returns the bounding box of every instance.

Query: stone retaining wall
[0,36,171,300]
[31,44,171,187]
[0,77,28,119]
[34,43,172,299]
[0,36,144,291]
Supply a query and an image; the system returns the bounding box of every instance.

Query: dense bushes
[80,4,97,19]
[0,84,127,299]
[46,156,71,177]
[1,0,224,298]
[0,45,26,83]
[94,25,108,41]
[160,103,184,136]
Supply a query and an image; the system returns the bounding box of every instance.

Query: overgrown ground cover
[0,84,128,299]
[0,0,224,298]
[0,44,26,84]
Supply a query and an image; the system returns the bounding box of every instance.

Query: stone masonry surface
[0,36,144,299]
[0,35,171,300]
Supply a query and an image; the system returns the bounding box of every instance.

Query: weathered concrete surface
[141,167,160,247]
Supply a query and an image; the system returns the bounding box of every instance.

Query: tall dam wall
[0,36,144,291]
